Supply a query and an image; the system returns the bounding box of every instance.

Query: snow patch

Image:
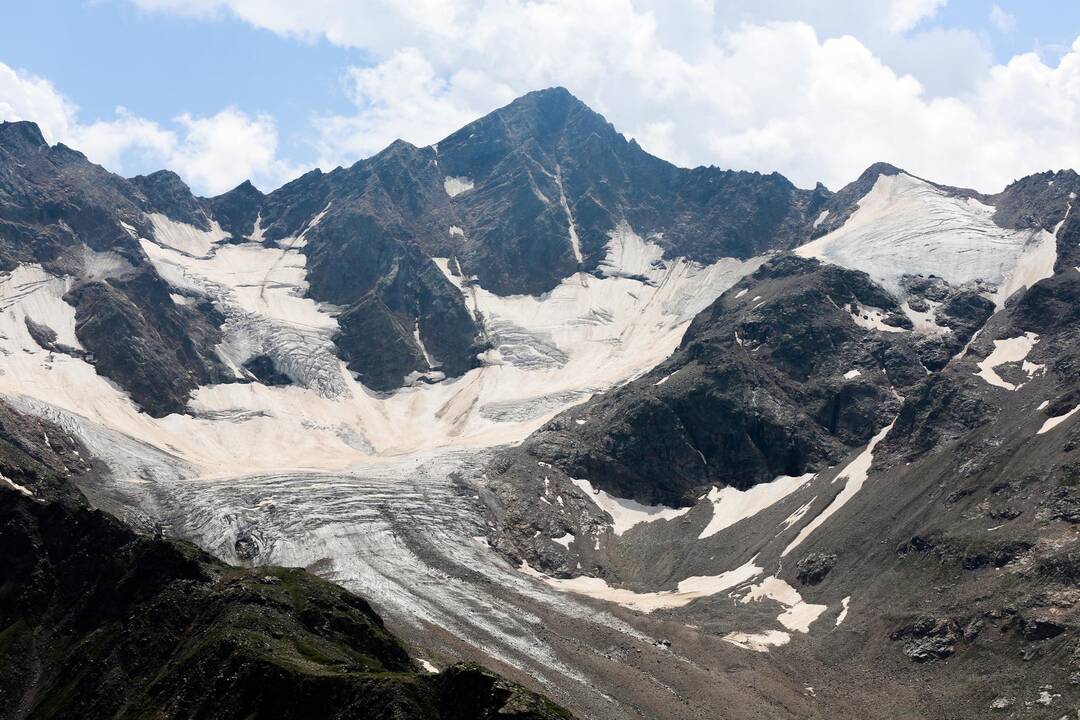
[722,630,790,652]
[519,559,762,613]
[779,498,815,531]
[697,473,814,539]
[555,165,583,263]
[412,321,439,370]
[738,576,827,633]
[443,176,474,197]
[552,532,574,548]
[835,596,851,626]
[782,421,894,557]
[813,209,830,228]
[1,473,33,498]
[655,369,677,386]
[848,304,906,333]
[901,299,947,334]
[974,332,1042,391]
[571,478,691,535]
[1038,405,1080,435]
[843,369,861,379]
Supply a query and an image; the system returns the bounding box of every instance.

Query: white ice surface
[0,218,759,480]
[147,213,227,258]
[697,473,814,539]
[0,265,83,348]
[843,369,861,379]
[796,173,1056,306]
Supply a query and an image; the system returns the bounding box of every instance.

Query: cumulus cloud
[169,109,288,194]
[35,1,1080,194]
[312,48,514,166]
[990,4,1016,33]
[0,62,290,194]
[886,0,947,33]
[0,63,79,142]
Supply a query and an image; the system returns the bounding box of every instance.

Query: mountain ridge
[1,85,1079,718]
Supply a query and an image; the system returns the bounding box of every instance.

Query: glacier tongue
[796,173,1056,306]
[0,215,766,702]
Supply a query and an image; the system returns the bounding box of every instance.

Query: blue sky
[3,1,1080,194]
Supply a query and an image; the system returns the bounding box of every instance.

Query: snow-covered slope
[796,172,1059,307]
[0,217,758,477]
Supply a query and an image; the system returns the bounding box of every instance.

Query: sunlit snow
[443,176,474,197]
[697,473,814,539]
[796,173,1057,307]
[974,332,1043,391]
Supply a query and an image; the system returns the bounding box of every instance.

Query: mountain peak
[857,161,905,182]
[0,120,49,155]
[129,169,209,229]
[221,178,263,198]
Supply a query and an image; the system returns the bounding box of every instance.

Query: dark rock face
[241,354,292,386]
[0,122,148,271]
[990,169,1080,232]
[129,169,212,229]
[0,121,236,416]
[811,162,904,237]
[431,87,826,294]
[796,553,837,585]
[891,617,961,662]
[208,179,264,240]
[487,256,921,511]
[233,88,831,390]
[303,213,482,391]
[0,400,571,720]
[65,266,231,416]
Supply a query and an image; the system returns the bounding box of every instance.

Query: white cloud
[312,48,513,166]
[886,0,947,33]
[169,109,286,194]
[0,61,292,194]
[0,63,79,142]
[30,1,1080,196]
[68,108,177,170]
[990,4,1016,33]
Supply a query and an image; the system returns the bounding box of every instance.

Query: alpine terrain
[0,88,1077,719]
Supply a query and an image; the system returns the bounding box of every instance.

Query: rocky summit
[0,88,1077,719]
